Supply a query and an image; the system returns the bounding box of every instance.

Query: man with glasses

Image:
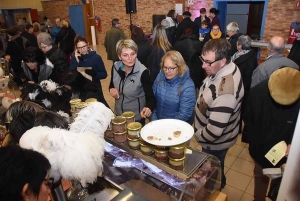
[194,38,244,189]
[104,18,126,63]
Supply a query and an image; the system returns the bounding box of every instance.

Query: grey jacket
[21,61,52,83]
[112,60,147,121]
[251,54,299,88]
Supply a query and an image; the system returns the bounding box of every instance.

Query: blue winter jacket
[70,49,107,87]
[151,68,196,124]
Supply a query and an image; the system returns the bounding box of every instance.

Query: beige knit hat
[268,67,300,105]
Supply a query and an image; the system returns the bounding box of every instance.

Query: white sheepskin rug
[70,102,114,136]
[19,126,105,186]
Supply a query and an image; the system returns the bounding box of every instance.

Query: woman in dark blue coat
[151,50,196,124]
[70,35,107,89]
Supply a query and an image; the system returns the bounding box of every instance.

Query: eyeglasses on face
[77,45,88,50]
[44,177,54,188]
[162,66,178,72]
[199,56,221,66]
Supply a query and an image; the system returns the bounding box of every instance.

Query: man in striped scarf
[195,38,244,189]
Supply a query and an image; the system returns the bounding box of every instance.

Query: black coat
[44,46,69,84]
[165,26,176,46]
[194,16,211,29]
[175,34,205,88]
[243,80,300,168]
[228,33,242,56]
[147,46,166,82]
[176,17,199,40]
[21,31,38,47]
[288,39,300,67]
[6,36,30,77]
[234,49,258,131]
[136,41,152,67]
[56,26,76,55]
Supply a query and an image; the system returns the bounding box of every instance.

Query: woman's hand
[109,88,120,99]
[5,55,10,62]
[140,107,152,118]
[75,50,81,63]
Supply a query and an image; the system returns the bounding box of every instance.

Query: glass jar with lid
[169,143,186,159]
[140,139,154,155]
[127,122,142,139]
[70,99,81,113]
[121,111,135,124]
[111,116,126,133]
[169,156,185,170]
[113,130,127,143]
[127,137,140,149]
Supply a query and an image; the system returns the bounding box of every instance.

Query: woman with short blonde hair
[152,50,196,124]
[109,39,156,125]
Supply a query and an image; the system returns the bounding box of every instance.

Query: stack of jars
[168,143,186,170]
[69,98,98,122]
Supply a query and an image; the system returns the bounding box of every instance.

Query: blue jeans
[202,148,229,188]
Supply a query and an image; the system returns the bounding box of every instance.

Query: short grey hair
[237,35,251,50]
[226,22,239,33]
[37,32,53,47]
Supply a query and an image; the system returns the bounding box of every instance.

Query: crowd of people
[0,9,299,201]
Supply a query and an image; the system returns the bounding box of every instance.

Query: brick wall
[41,0,300,45]
[93,0,174,44]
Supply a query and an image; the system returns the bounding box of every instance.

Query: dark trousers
[254,162,272,201]
[202,148,229,188]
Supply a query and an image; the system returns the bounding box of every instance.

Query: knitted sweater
[194,62,244,150]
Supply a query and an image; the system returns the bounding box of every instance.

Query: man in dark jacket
[176,11,199,40]
[194,8,211,29]
[104,19,126,62]
[243,67,300,201]
[19,24,38,47]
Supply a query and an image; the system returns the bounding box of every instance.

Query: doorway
[214,0,268,39]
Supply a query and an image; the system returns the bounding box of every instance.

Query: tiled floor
[93,44,270,201]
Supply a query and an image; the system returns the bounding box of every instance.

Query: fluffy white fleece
[69,102,114,137]
[19,126,105,186]
[39,80,58,92]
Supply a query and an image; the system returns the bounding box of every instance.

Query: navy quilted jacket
[151,68,196,124]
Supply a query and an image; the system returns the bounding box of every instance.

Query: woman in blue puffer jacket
[151,50,196,124]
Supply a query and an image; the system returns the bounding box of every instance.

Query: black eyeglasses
[77,45,88,50]
[44,177,54,188]
[163,66,178,72]
[199,56,221,66]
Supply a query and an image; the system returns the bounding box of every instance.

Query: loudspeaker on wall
[125,0,137,13]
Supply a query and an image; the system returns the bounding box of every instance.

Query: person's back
[176,11,199,40]
[251,36,299,88]
[104,18,125,62]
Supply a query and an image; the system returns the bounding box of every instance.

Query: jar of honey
[85,98,97,103]
[169,143,186,159]
[70,98,81,113]
[154,148,169,162]
[113,130,127,143]
[169,156,185,170]
[111,116,126,133]
[127,137,140,150]
[140,139,154,155]
[121,111,135,124]
[127,122,142,139]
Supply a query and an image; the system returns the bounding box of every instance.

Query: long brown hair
[151,24,172,52]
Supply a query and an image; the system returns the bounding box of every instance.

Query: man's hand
[109,88,120,99]
[140,107,152,118]
[285,144,291,156]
